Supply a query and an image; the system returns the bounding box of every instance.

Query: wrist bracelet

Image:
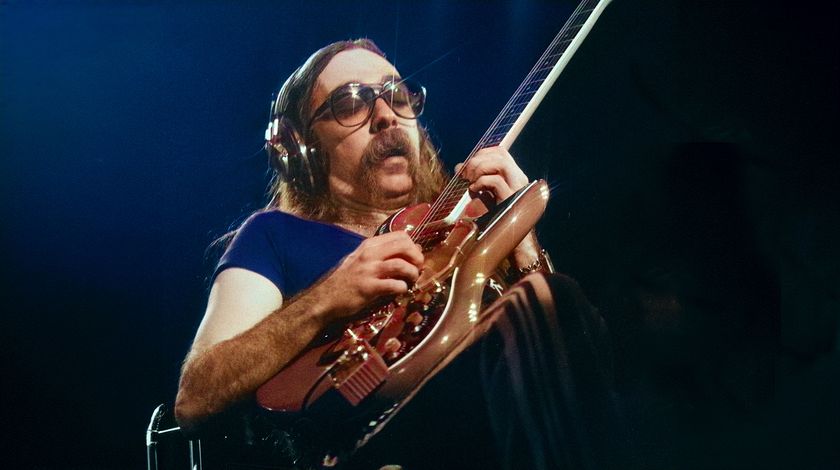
[518,249,555,275]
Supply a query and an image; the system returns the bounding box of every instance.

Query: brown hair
[266,38,447,220]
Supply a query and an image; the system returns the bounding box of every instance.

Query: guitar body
[249,180,548,461]
[255,181,548,450]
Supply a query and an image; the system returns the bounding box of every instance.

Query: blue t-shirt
[215,210,365,298]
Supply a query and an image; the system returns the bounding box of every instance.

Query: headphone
[264,96,316,193]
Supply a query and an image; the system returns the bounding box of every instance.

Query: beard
[356,127,420,208]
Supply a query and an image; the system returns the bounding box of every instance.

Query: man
[174,39,550,466]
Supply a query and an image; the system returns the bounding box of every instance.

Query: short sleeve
[214,212,287,294]
[211,210,364,299]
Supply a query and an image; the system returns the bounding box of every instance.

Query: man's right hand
[176,232,422,429]
[317,231,424,323]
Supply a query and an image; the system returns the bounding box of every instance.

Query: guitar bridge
[329,339,388,406]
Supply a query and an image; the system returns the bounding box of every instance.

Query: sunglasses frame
[308,79,426,129]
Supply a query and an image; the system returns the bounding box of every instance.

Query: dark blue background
[2,1,838,468]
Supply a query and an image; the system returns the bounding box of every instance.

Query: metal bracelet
[518,249,555,275]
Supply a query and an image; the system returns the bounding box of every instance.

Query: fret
[506,102,530,114]
[570,9,594,22]
[443,196,462,207]
[444,180,470,195]
[431,199,458,215]
[451,178,471,191]
[513,89,539,100]
[438,189,464,203]
[479,135,505,149]
[476,3,597,146]
[411,0,612,239]
[423,178,470,224]
[438,197,459,207]
[563,22,585,32]
[432,203,457,216]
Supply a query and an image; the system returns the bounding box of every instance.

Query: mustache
[361,128,417,166]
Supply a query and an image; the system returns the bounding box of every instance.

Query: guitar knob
[406,311,424,327]
[396,295,410,307]
[384,337,402,353]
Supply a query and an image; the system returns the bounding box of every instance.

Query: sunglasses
[308,79,426,128]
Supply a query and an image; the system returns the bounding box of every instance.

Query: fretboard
[416,0,612,235]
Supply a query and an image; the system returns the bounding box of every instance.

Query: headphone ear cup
[265,116,315,193]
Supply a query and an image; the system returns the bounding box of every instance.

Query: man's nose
[370,96,398,132]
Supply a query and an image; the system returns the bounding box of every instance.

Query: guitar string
[415,2,599,247]
[412,33,572,236]
[411,0,598,245]
[412,0,596,243]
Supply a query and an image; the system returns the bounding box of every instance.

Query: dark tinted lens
[324,81,425,127]
[331,85,376,125]
[388,81,424,118]
[383,83,412,116]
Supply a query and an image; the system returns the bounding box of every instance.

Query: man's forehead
[313,49,400,103]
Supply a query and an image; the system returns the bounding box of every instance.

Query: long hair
[266,38,447,220]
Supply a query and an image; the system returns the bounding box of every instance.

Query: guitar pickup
[329,339,389,406]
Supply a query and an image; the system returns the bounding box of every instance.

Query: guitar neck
[477,0,612,152]
[420,0,612,229]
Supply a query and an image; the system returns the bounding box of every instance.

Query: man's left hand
[457,146,529,202]
[457,146,543,270]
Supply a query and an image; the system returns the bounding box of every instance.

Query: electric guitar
[255,0,613,465]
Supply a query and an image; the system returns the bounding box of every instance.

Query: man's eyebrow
[335,80,356,89]
[329,74,403,93]
[340,74,403,85]
[334,73,402,90]
[381,74,402,82]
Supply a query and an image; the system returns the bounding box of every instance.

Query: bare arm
[175,268,324,431]
[174,231,424,431]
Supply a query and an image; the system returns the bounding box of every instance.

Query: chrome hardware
[396,295,410,307]
[405,311,424,327]
[330,339,389,406]
[487,277,505,296]
[384,338,402,353]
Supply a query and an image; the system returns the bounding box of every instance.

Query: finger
[467,157,527,191]
[365,232,424,266]
[373,278,410,296]
[393,242,424,268]
[461,151,500,180]
[464,157,512,186]
[466,158,507,181]
[469,174,514,202]
[476,146,513,159]
[377,258,421,282]
[470,147,515,168]
[368,230,413,246]
[465,148,528,189]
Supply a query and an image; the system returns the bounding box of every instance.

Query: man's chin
[380,171,414,189]
[373,174,415,208]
